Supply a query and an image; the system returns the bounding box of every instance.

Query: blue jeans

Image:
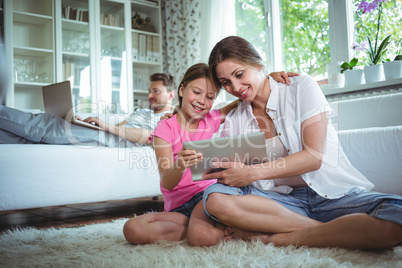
[0,105,118,146]
[203,184,402,225]
[171,191,204,218]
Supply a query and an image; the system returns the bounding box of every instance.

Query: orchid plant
[356,0,392,65]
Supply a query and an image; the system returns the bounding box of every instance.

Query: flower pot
[363,64,384,83]
[344,69,364,87]
[383,61,402,80]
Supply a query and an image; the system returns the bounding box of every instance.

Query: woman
[195,36,402,249]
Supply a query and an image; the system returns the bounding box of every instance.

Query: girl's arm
[154,136,203,190]
[202,112,328,186]
[219,99,240,124]
[217,71,300,124]
[269,71,300,85]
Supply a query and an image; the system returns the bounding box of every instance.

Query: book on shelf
[152,36,160,63]
[138,34,147,61]
[101,13,123,27]
[62,5,89,23]
[132,32,139,60]
[146,35,153,62]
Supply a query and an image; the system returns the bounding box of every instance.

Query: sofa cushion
[338,126,402,195]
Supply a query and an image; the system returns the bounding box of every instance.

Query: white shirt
[221,75,374,199]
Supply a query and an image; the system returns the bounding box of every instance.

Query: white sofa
[331,91,402,196]
[0,91,401,211]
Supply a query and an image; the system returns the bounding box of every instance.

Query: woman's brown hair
[208,36,267,91]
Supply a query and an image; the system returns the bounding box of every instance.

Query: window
[235,0,330,81]
[353,0,402,64]
[234,0,401,85]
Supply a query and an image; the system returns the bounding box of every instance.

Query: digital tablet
[182,132,267,181]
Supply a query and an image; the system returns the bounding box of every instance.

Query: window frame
[264,0,402,95]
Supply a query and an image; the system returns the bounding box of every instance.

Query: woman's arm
[201,112,328,187]
[154,137,203,190]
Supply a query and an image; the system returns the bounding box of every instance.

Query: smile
[192,104,204,112]
[238,88,249,97]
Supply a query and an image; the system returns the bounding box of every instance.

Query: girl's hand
[176,149,203,170]
[269,71,300,85]
[201,162,259,187]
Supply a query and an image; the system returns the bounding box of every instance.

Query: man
[0,73,176,147]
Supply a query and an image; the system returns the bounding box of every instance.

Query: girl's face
[179,77,216,120]
[215,59,265,102]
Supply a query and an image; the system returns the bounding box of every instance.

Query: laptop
[42,81,103,130]
[182,132,267,181]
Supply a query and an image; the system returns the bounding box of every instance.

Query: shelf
[132,0,159,8]
[63,51,90,58]
[62,19,89,32]
[13,11,52,25]
[133,60,160,67]
[14,81,49,88]
[131,29,159,36]
[14,46,53,57]
[133,89,148,94]
[101,24,124,31]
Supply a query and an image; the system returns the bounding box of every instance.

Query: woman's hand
[176,149,204,170]
[160,112,174,121]
[269,71,300,85]
[201,162,259,187]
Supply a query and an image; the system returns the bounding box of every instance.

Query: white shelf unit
[3,0,163,114]
[131,0,162,107]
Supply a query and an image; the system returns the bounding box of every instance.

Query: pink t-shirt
[151,109,222,212]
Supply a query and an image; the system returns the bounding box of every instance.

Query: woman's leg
[230,190,402,249]
[123,212,189,244]
[204,185,321,234]
[187,201,226,247]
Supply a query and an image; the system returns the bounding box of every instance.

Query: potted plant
[340,58,364,87]
[356,0,392,83]
[383,39,402,80]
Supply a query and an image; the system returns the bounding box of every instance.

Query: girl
[123,63,235,244]
[123,63,310,245]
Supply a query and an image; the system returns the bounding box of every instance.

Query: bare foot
[224,226,272,244]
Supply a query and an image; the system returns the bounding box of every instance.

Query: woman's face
[215,59,264,102]
[179,77,216,120]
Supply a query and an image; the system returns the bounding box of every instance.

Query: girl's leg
[187,201,226,247]
[123,212,189,244]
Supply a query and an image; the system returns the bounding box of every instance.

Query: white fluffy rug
[1,219,401,268]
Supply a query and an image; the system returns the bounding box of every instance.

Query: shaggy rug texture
[0,219,401,268]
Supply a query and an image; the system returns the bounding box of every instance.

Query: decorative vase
[363,64,384,83]
[344,69,364,87]
[383,61,402,80]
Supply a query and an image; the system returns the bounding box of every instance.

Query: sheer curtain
[161,0,236,104]
[161,0,202,84]
[200,0,237,104]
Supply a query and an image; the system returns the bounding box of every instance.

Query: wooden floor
[0,197,164,234]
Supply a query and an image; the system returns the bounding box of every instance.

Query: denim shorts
[170,191,204,218]
[203,184,402,225]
